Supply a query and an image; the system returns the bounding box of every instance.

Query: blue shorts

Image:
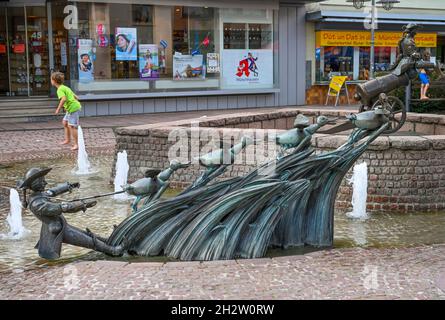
[419,73,430,85]
[63,111,80,127]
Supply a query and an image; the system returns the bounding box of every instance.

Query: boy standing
[419,68,430,100]
[51,72,81,150]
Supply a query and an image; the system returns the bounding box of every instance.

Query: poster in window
[78,39,94,83]
[138,44,159,80]
[12,43,25,54]
[221,50,273,88]
[115,27,137,61]
[206,53,220,73]
[173,53,205,80]
[61,42,67,66]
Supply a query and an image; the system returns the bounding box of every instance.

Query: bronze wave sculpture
[21,24,435,261]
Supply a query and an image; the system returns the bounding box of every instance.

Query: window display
[63,3,276,95]
[315,30,437,83]
[317,46,354,82]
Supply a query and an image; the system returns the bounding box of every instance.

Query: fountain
[346,162,369,220]
[16,24,440,262]
[74,126,94,175]
[0,189,29,240]
[113,150,130,201]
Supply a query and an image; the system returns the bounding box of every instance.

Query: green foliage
[390,82,445,114]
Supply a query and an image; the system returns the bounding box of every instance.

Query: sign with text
[316,31,437,48]
[221,50,273,88]
[173,54,204,80]
[139,44,159,80]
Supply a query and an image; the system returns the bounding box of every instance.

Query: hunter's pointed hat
[402,23,422,32]
[17,167,52,189]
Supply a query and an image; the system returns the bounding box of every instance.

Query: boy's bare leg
[60,120,71,145]
[70,126,79,150]
[424,84,430,99]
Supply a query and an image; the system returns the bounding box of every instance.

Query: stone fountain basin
[113,107,445,213]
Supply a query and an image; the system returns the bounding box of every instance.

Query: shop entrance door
[1,5,49,97]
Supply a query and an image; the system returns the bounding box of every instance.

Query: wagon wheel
[359,104,372,112]
[371,95,406,134]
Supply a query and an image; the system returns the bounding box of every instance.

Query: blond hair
[51,72,65,85]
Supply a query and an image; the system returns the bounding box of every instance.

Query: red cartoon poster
[222,50,273,88]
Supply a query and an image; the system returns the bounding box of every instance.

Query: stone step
[0,106,55,116]
[0,98,57,107]
[0,103,56,110]
[0,113,63,124]
[0,98,58,123]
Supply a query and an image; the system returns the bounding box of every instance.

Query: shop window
[248,24,272,50]
[221,12,275,90]
[172,6,215,55]
[359,46,392,79]
[223,23,272,50]
[67,3,275,95]
[223,23,246,49]
[171,6,218,82]
[317,46,353,82]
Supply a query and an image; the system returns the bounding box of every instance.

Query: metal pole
[405,80,411,112]
[24,5,30,97]
[47,2,54,72]
[5,7,12,96]
[370,0,376,79]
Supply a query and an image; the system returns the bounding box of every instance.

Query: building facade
[0,0,316,117]
[305,0,445,104]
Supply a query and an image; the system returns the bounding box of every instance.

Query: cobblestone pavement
[0,245,444,300]
[0,128,116,164]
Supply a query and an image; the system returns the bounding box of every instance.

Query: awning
[70,0,323,10]
[307,9,445,27]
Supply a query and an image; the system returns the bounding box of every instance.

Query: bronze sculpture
[123,160,190,213]
[276,115,333,157]
[18,168,126,260]
[353,23,439,133]
[182,136,253,192]
[21,24,427,261]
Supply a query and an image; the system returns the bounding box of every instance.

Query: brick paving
[0,106,359,132]
[0,106,358,165]
[1,105,444,300]
[0,128,116,164]
[0,244,444,300]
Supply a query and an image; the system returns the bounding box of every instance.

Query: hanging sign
[139,44,160,80]
[78,39,94,83]
[115,27,137,61]
[316,31,437,48]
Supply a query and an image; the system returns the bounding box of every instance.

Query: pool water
[0,156,444,272]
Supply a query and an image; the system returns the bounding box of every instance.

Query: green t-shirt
[57,84,81,113]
